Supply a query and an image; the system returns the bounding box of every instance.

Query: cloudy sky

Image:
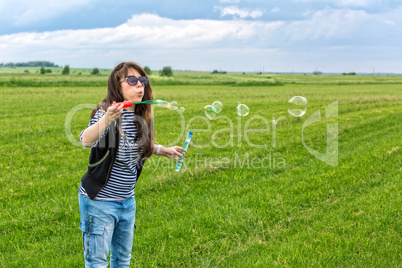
[0,0,401,73]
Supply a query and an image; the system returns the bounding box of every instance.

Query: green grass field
[0,71,401,267]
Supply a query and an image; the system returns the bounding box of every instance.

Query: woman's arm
[81,102,124,147]
[153,144,183,160]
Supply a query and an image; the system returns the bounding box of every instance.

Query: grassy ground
[0,72,401,267]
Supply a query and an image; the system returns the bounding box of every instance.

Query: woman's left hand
[162,146,183,160]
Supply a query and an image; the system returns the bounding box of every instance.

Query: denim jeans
[78,193,136,268]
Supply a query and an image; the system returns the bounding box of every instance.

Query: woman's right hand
[81,102,123,147]
[106,101,124,122]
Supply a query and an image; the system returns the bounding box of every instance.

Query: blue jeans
[78,193,136,268]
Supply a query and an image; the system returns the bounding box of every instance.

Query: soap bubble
[156,100,168,108]
[236,104,249,117]
[288,96,307,117]
[204,105,217,120]
[212,101,223,113]
[170,101,179,110]
[158,100,179,110]
[179,107,185,112]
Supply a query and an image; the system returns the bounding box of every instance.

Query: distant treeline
[0,61,60,68]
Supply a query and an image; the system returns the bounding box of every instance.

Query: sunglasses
[124,75,149,86]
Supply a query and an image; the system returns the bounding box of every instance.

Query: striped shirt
[79,109,141,202]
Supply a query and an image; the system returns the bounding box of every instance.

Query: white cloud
[0,10,401,72]
[0,10,397,49]
[285,8,370,40]
[0,13,283,53]
[215,6,264,19]
[121,13,278,46]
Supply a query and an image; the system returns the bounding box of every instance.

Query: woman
[79,62,182,267]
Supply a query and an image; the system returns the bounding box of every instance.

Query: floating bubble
[212,101,223,113]
[204,105,217,120]
[288,96,307,117]
[179,107,185,112]
[170,101,179,110]
[236,104,249,117]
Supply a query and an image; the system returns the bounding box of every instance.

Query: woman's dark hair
[91,62,154,157]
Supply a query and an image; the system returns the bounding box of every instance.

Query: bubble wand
[175,131,193,172]
[116,99,165,108]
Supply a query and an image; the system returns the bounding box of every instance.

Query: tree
[3,61,57,67]
[143,66,152,75]
[342,72,356,75]
[160,66,173,77]
[40,67,46,74]
[62,65,70,75]
[212,70,227,74]
[91,67,100,75]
